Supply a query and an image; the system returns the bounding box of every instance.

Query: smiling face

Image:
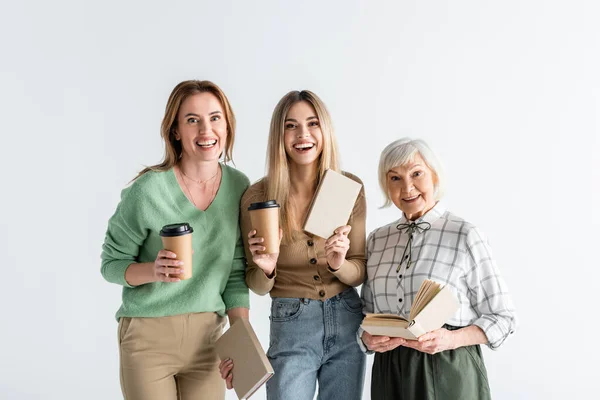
[283,100,323,167]
[174,92,227,162]
[387,153,438,220]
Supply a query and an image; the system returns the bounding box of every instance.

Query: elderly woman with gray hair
[359,138,517,399]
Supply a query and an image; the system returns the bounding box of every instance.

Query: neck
[404,202,437,221]
[289,162,319,198]
[178,156,219,182]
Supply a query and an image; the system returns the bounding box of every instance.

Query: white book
[303,169,362,239]
[361,280,460,340]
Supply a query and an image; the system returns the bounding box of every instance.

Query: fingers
[247,229,257,239]
[157,249,177,259]
[325,227,351,250]
[219,359,234,389]
[157,266,184,276]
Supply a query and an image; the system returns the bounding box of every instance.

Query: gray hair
[378,138,446,207]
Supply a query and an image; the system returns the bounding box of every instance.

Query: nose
[197,117,210,133]
[400,179,414,194]
[296,125,309,138]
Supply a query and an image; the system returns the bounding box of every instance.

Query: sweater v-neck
[167,164,227,216]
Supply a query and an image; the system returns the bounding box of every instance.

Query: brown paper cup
[248,200,280,254]
[159,223,193,280]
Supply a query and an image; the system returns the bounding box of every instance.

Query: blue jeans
[266,287,366,400]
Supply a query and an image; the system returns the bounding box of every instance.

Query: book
[303,169,363,239]
[361,280,459,340]
[215,319,274,399]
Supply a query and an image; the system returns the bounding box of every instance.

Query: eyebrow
[183,111,222,118]
[388,164,423,174]
[284,116,318,122]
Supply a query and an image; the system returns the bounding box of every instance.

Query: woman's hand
[151,249,184,283]
[325,225,352,270]
[361,331,407,353]
[248,229,282,277]
[402,328,457,354]
[219,358,234,390]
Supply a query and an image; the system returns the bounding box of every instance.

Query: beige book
[361,280,459,340]
[303,169,362,239]
[215,319,274,399]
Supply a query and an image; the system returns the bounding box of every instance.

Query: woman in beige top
[220,90,367,400]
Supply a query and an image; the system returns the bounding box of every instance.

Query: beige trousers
[118,312,226,400]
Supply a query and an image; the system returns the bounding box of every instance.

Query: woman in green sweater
[101,80,250,400]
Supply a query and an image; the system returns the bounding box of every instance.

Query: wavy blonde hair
[134,80,236,180]
[264,90,340,243]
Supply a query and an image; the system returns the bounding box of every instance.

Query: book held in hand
[303,169,362,239]
[361,279,459,340]
[215,319,274,399]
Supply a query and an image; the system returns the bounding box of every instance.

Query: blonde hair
[134,80,236,180]
[264,90,340,243]
[378,138,446,207]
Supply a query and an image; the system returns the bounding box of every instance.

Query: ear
[173,128,180,141]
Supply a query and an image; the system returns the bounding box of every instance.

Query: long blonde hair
[134,80,236,180]
[265,90,340,243]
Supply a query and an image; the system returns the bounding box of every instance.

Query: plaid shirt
[361,202,517,350]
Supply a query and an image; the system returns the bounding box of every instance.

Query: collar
[397,201,446,228]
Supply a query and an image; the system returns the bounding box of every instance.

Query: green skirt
[371,333,491,400]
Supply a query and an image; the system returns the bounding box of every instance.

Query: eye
[390,175,401,181]
[187,117,198,124]
[413,170,423,178]
[308,120,320,127]
[285,123,296,129]
[210,115,221,122]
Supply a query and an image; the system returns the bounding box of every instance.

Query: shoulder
[368,219,401,243]
[241,178,267,209]
[341,170,364,186]
[438,210,487,245]
[222,164,250,188]
[121,170,169,203]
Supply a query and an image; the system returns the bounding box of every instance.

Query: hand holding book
[323,225,351,270]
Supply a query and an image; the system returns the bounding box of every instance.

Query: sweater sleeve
[465,226,518,350]
[222,175,251,310]
[328,181,367,286]
[222,228,251,310]
[100,185,147,288]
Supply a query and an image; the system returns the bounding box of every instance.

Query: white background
[1,1,598,399]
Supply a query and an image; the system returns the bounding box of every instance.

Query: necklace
[181,167,219,185]
[179,166,220,210]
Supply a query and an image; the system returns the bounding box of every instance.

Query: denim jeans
[266,287,366,400]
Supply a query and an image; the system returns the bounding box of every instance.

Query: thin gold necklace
[181,167,219,185]
[179,166,220,210]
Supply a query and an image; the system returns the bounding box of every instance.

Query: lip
[402,194,421,202]
[195,137,219,149]
[292,141,316,149]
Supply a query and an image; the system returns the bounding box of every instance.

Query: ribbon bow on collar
[395,221,431,272]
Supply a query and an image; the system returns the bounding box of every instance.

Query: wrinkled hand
[152,249,184,283]
[402,328,456,355]
[219,358,234,389]
[361,331,407,353]
[325,225,352,270]
[248,229,283,277]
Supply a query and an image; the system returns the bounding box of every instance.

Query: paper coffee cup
[159,223,194,280]
[248,200,280,254]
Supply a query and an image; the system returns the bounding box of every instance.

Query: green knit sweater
[101,164,250,320]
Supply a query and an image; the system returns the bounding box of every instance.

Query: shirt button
[307,240,314,246]
[319,290,326,297]
[398,298,403,302]
[398,274,403,279]
[313,275,320,281]
[310,258,317,264]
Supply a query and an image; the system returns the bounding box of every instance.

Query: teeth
[294,143,314,149]
[196,139,217,147]
[404,195,419,201]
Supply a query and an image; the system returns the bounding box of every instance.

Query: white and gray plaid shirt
[361,202,517,349]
